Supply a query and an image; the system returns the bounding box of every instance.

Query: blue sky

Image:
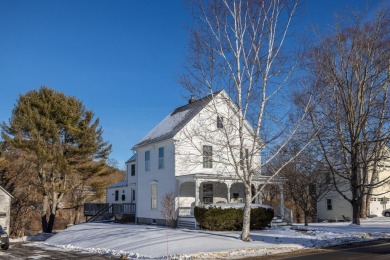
[0,0,384,168]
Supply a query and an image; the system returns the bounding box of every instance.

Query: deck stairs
[271,216,290,227]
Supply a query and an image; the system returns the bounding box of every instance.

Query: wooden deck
[84,203,136,222]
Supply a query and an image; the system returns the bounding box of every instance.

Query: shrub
[194,205,274,231]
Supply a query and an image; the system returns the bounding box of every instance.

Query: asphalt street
[253,239,390,260]
[0,242,118,259]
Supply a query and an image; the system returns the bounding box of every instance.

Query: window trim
[145,151,150,172]
[115,190,119,201]
[158,147,164,169]
[217,116,223,129]
[131,188,136,202]
[203,145,213,168]
[326,199,332,210]
[151,183,157,209]
[131,164,136,176]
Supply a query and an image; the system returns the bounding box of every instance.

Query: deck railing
[84,203,136,216]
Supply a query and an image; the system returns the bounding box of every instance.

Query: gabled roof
[0,185,13,198]
[132,90,223,149]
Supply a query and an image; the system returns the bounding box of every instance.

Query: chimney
[188,95,196,104]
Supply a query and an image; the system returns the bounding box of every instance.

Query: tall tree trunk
[47,213,55,233]
[241,184,252,241]
[352,190,361,225]
[41,194,49,233]
[304,212,308,226]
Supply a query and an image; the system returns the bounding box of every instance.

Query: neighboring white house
[105,90,287,227]
[0,185,13,233]
[317,152,390,221]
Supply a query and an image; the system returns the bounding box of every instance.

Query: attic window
[217,116,223,129]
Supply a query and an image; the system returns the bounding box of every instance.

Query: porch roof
[176,173,285,185]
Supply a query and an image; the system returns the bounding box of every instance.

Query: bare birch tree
[180,0,303,241]
[304,9,390,224]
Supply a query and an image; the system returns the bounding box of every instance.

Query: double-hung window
[115,190,119,201]
[203,145,213,168]
[131,164,136,176]
[151,184,157,209]
[326,199,332,210]
[217,116,223,129]
[158,147,164,169]
[145,151,150,171]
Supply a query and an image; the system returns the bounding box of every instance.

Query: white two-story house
[104,90,287,227]
[317,149,390,221]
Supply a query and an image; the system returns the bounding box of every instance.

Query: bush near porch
[194,205,274,231]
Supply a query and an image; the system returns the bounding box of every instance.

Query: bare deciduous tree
[180,0,308,241]
[160,192,177,227]
[278,142,332,226]
[304,9,390,225]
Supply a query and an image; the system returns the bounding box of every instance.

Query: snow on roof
[140,109,190,143]
[203,203,273,209]
[133,90,222,149]
[107,181,127,189]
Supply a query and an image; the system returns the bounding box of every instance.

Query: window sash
[145,151,150,171]
[151,184,157,209]
[115,190,119,201]
[203,145,213,168]
[158,147,164,169]
[326,199,332,210]
[217,116,223,128]
[131,164,136,176]
[131,189,136,202]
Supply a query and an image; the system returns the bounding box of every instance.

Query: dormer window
[217,116,223,129]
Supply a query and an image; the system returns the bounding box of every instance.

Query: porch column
[226,181,232,203]
[195,179,200,206]
[279,184,285,217]
[254,182,259,204]
[258,185,263,204]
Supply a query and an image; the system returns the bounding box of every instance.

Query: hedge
[194,206,274,231]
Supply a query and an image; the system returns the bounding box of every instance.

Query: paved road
[255,239,390,260]
[0,242,118,259]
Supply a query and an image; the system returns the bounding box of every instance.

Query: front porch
[176,173,291,225]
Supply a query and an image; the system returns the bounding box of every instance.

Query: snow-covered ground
[25,217,390,259]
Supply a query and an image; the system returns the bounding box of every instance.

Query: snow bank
[30,217,390,259]
[202,203,273,209]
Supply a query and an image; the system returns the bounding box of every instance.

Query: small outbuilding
[0,186,13,233]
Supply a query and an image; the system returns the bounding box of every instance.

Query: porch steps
[271,217,290,228]
[177,217,198,229]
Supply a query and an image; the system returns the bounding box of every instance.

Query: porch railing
[178,207,193,217]
[273,205,293,224]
